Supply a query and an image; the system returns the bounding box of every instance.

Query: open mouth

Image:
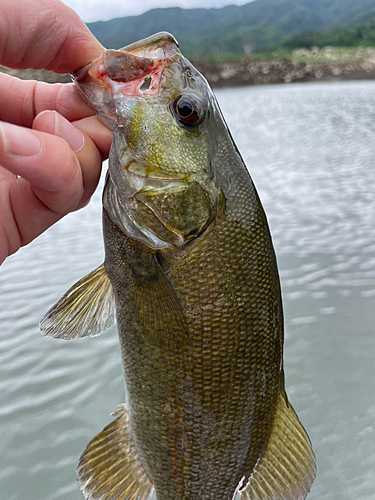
[74,32,180,99]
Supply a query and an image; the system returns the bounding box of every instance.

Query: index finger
[0,73,96,128]
[0,0,104,73]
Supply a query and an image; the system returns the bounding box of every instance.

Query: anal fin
[40,264,115,340]
[78,405,154,500]
[240,391,316,500]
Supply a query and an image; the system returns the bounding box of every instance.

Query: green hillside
[279,21,375,50]
[87,0,375,61]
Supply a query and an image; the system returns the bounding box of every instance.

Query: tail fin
[240,391,316,500]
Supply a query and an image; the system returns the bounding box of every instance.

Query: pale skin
[0,0,113,265]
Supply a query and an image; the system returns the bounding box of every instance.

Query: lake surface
[1,80,375,500]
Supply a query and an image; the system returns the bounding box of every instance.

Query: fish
[40,32,316,500]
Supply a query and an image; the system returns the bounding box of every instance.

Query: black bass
[41,32,316,500]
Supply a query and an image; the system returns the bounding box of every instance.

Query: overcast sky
[60,0,253,23]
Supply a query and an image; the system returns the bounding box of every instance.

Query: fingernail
[0,122,42,156]
[53,111,85,153]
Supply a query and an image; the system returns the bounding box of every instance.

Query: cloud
[61,0,252,23]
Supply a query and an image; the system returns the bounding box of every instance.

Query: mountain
[87,0,375,60]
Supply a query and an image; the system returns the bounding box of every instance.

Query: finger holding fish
[0,0,113,266]
[0,73,98,128]
[0,111,112,264]
[0,0,104,73]
[33,110,112,208]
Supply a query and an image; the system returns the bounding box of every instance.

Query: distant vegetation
[279,21,375,51]
[87,0,375,62]
[253,21,375,62]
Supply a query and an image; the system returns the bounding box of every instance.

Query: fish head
[74,33,228,248]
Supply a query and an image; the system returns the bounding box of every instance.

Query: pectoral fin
[240,390,316,500]
[78,405,154,500]
[40,264,115,340]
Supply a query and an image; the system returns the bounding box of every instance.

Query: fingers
[0,129,80,263]
[0,110,112,264]
[0,73,96,128]
[33,110,111,209]
[0,113,106,263]
[0,0,111,265]
[0,0,107,134]
[72,116,113,161]
[0,120,83,214]
[0,0,104,73]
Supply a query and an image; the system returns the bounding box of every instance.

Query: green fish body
[41,33,315,500]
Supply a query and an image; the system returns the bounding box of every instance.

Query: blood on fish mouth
[74,32,181,99]
[75,52,172,98]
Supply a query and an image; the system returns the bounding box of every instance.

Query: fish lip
[73,31,180,83]
[73,32,182,100]
[73,52,156,86]
[120,32,180,59]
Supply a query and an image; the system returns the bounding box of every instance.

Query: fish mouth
[73,32,180,102]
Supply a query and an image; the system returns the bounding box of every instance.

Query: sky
[60,0,253,23]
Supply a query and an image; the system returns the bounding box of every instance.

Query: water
[1,80,375,499]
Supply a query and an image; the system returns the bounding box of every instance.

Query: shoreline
[1,59,375,88]
[193,58,375,88]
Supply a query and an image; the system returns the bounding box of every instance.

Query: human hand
[0,0,113,265]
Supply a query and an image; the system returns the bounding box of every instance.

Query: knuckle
[42,136,84,211]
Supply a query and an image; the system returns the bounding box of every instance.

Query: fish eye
[171,94,202,127]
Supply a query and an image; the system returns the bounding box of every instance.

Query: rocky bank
[1,58,375,88]
[0,66,71,83]
[194,58,375,87]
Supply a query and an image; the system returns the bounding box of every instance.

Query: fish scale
[40,31,315,500]
[158,220,279,497]
[102,211,278,500]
